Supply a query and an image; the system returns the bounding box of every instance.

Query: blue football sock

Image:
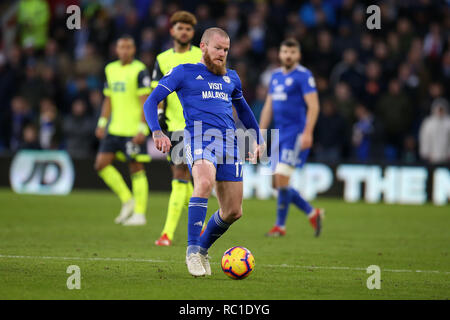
[199,210,230,254]
[289,187,313,215]
[276,188,291,227]
[187,197,208,254]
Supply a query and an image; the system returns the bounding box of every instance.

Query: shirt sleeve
[231,71,244,100]
[299,71,317,96]
[103,69,110,97]
[157,64,184,93]
[137,69,151,96]
[268,73,275,95]
[151,58,164,89]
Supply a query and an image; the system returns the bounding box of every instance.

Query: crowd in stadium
[0,0,449,164]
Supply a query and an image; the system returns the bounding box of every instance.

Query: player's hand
[247,142,266,164]
[300,131,313,150]
[132,132,146,145]
[96,127,106,140]
[152,130,171,153]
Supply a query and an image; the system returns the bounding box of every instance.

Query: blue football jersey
[269,65,317,138]
[156,63,243,135]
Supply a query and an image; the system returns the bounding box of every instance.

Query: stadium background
[0,0,448,164]
[0,0,449,301]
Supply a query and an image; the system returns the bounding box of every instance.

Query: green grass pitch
[0,188,448,300]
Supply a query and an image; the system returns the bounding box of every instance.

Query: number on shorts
[235,161,243,178]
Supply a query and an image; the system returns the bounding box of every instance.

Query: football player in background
[95,35,151,226]
[259,38,325,237]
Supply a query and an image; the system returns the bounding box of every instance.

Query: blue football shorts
[184,129,243,182]
[271,131,310,172]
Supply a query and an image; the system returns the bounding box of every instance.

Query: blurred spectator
[397,62,420,102]
[73,17,90,60]
[352,104,383,161]
[419,98,450,164]
[38,98,62,149]
[259,47,281,88]
[332,82,356,125]
[358,33,374,64]
[63,99,96,158]
[373,40,396,79]
[10,96,33,151]
[312,29,338,78]
[334,21,359,55]
[376,79,412,158]
[329,48,365,96]
[40,64,63,106]
[19,123,40,150]
[250,85,267,122]
[120,8,141,41]
[396,17,414,56]
[423,23,443,62]
[140,28,157,52]
[41,39,73,84]
[267,0,290,46]
[299,0,336,28]
[224,3,243,42]
[441,50,450,93]
[88,89,103,119]
[75,43,103,78]
[315,98,347,162]
[18,61,46,110]
[17,0,50,50]
[247,12,266,58]
[361,60,384,110]
[402,135,418,164]
[194,4,215,43]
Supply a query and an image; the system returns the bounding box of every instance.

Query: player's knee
[94,160,104,172]
[129,162,144,174]
[194,177,214,196]
[172,165,190,180]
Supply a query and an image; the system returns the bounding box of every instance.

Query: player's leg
[269,151,324,237]
[122,161,149,226]
[185,159,216,277]
[156,164,191,245]
[266,164,292,237]
[199,180,243,256]
[197,157,244,276]
[288,149,324,237]
[95,150,134,223]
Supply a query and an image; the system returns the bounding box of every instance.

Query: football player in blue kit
[259,38,325,238]
[144,27,265,277]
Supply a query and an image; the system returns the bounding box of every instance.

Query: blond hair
[200,27,229,44]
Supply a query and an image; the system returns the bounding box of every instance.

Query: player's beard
[281,58,297,71]
[203,49,227,75]
[174,36,191,48]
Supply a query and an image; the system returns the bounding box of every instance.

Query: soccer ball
[221,246,255,279]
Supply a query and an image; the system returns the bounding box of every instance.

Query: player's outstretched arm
[143,85,172,153]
